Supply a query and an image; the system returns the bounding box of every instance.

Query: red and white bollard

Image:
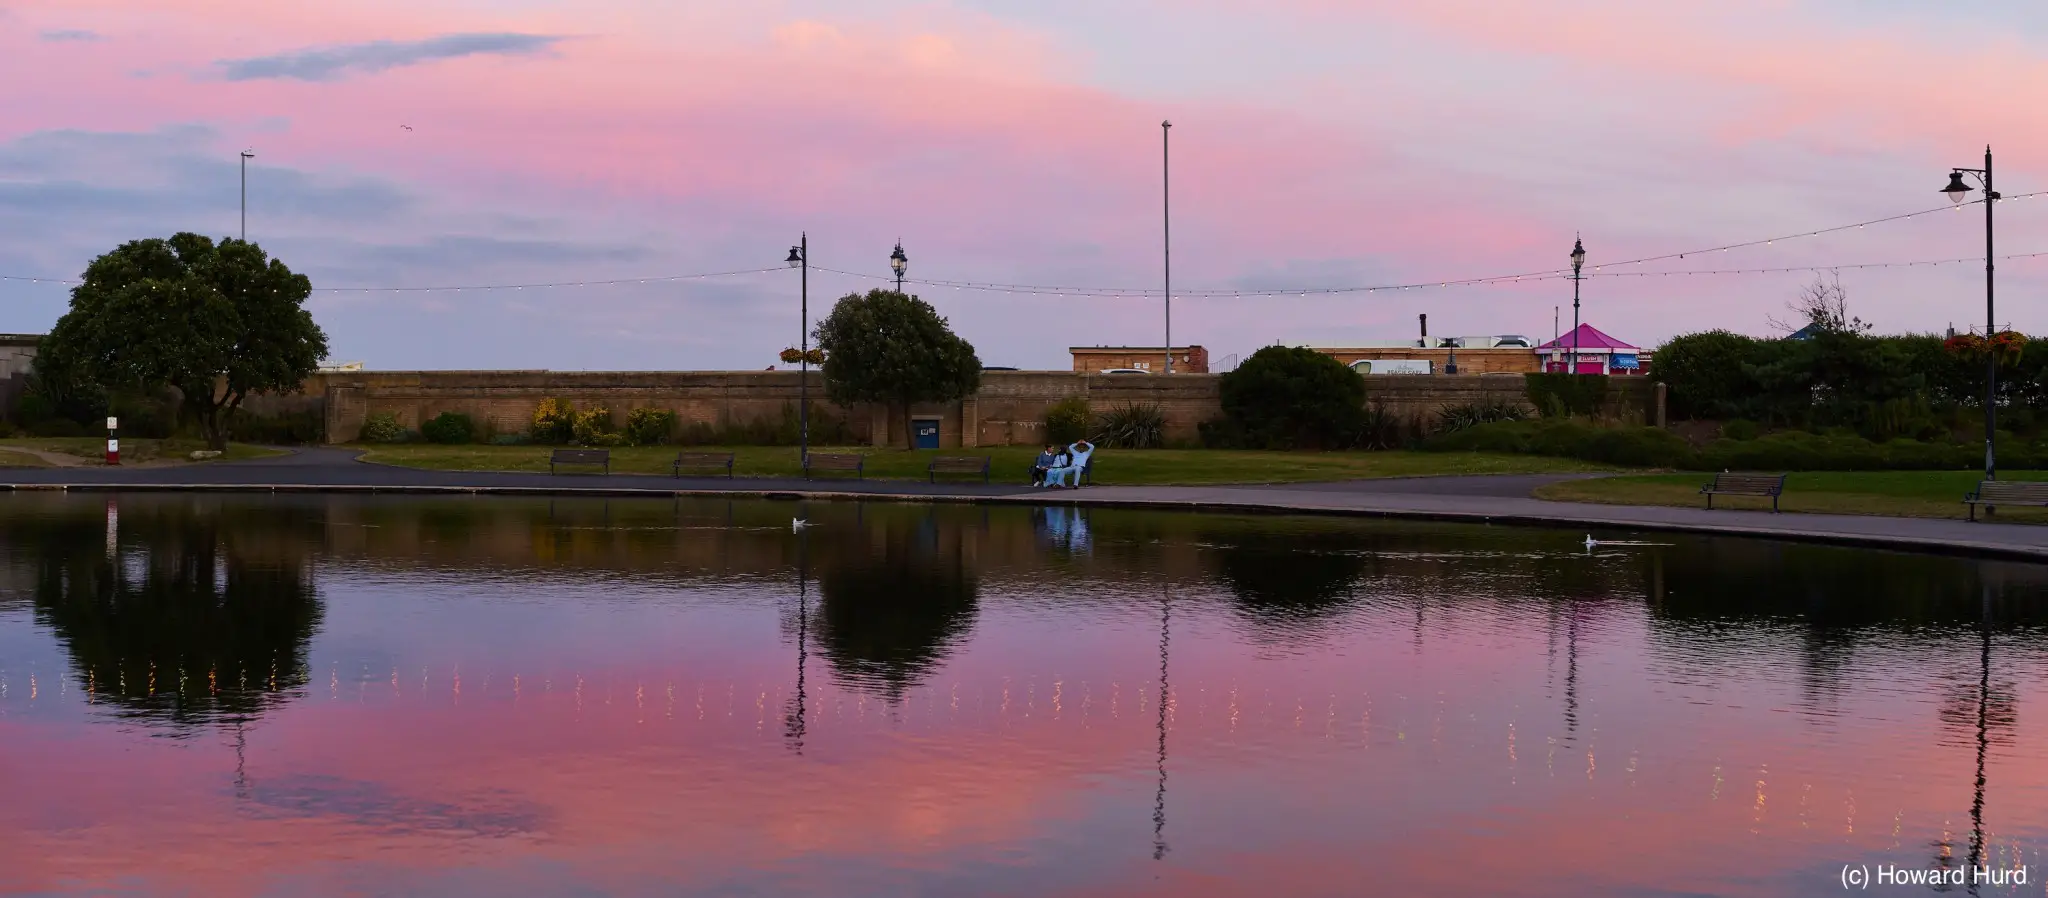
[106,416,119,465]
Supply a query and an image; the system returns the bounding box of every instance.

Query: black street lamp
[1569,237,1586,373]
[786,237,809,463]
[1941,147,2001,480]
[889,241,908,292]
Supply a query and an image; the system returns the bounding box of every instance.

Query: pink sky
[0,0,2043,369]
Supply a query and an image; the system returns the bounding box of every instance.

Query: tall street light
[1941,146,2001,480]
[240,150,255,241]
[1162,120,1173,375]
[889,241,908,292]
[786,237,810,463]
[1569,237,1586,373]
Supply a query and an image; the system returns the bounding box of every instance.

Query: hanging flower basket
[1946,332,2026,366]
[1943,333,1986,357]
[778,348,826,365]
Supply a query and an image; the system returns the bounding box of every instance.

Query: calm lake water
[1,494,2045,897]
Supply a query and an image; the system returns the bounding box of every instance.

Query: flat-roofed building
[1068,345,1209,374]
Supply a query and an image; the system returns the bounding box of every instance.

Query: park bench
[549,448,611,475]
[1698,472,1786,512]
[672,451,736,479]
[803,453,864,480]
[928,456,991,483]
[1964,480,2048,521]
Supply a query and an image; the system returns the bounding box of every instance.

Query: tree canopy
[1215,345,1365,449]
[813,289,981,447]
[37,233,328,449]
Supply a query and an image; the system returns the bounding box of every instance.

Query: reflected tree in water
[1211,531,1365,633]
[813,515,978,702]
[18,502,323,730]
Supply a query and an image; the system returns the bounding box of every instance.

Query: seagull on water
[792,518,811,532]
[1584,534,1599,550]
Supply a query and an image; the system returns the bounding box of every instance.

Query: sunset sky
[1,1,2045,369]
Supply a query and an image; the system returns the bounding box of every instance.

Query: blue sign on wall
[914,419,941,449]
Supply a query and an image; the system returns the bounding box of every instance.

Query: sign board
[1612,353,1640,369]
[107,417,118,430]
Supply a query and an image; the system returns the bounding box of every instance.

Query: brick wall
[317,369,1659,446]
[1068,346,1209,374]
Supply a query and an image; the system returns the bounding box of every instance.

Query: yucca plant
[1435,401,1528,434]
[1354,403,1407,450]
[1092,402,1167,449]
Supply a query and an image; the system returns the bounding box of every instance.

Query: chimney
[1418,313,1428,348]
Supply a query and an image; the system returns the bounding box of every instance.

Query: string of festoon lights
[0,192,2042,296]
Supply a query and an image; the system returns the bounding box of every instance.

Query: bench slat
[928,456,990,483]
[1700,472,1786,512]
[550,448,610,475]
[673,452,735,479]
[1972,482,2048,500]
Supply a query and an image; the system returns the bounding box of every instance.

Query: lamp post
[239,150,255,241]
[889,241,908,292]
[1569,237,1586,373]
[786,237,809,463]
[1941,147,2000,480]
[1162,120,1173,375]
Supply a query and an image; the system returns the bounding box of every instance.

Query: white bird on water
[1584,534,1599,550]
[792,518,811,532]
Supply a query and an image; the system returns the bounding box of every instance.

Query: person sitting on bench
[1044,441,1094,488]
[1031,444,1064,486]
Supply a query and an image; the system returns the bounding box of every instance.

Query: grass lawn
[0,448,53,467]
[355,444,1615,485]
[1535,470,2048,523]
[0,438,286,464]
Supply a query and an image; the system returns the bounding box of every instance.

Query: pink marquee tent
[1536,324,1647,375]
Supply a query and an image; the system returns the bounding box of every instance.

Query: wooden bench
[1699,472,1786,512]
[803,453,864,480]
[928,456,991,483]
[550,448,610,475]
[672,451,736,479]
[1965,480,2048,521]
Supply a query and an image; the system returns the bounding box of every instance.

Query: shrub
[1435,401,1527,434]
[1218,346,1365,449]
[1720,419,1759,441]
[625,407,679,446]
[1354,403,1409,451]
[1045,397,1091,444]
[0,420,14,439]
[12,390,55,426]
[421,412,476,445]
[358,411,404,443]
[571,406,614,446]
[532,397,575,444]
[1523,373,1609,418]
[1092,402,1166,449]
[1655,330,1765,419]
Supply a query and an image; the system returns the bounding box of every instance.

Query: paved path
[2,449,2041,561]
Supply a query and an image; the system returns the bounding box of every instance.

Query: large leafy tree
[37,233,327,450]
[813,289,981,448]
[1217,345,1365,449]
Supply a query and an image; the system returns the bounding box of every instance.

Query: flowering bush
[571,406,616,446]
[532,397,575,444]
[779,347,826,365]
[624,407,678,446]
[1944,331,2027,366]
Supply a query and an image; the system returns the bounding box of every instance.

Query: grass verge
[0,448,54,467]
[0,438,287,464]
[355,444,1615,485]
[1534,470,2048,523]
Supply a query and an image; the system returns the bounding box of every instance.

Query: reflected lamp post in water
[1968,584,1991,883]
[1154,585,1171,861]
[785,523,810,755]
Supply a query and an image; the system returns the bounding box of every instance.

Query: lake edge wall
[314,370,1658,447]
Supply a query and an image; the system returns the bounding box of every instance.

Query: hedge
[1422,418,2047,472]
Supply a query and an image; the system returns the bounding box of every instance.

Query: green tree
[36,233,327,450]
[1653,330,1764,419]
[813,289,981,448]
[1216,345,1365,449]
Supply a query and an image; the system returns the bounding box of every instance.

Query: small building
[0,334,40,412]
[1537,324,1649,375]
[1069,345,1209,374]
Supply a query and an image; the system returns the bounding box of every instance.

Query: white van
[1352,359,1432,375]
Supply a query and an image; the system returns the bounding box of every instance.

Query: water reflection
[0,494,2045,898]
[8,500,322,730]
[811,510,979,703]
